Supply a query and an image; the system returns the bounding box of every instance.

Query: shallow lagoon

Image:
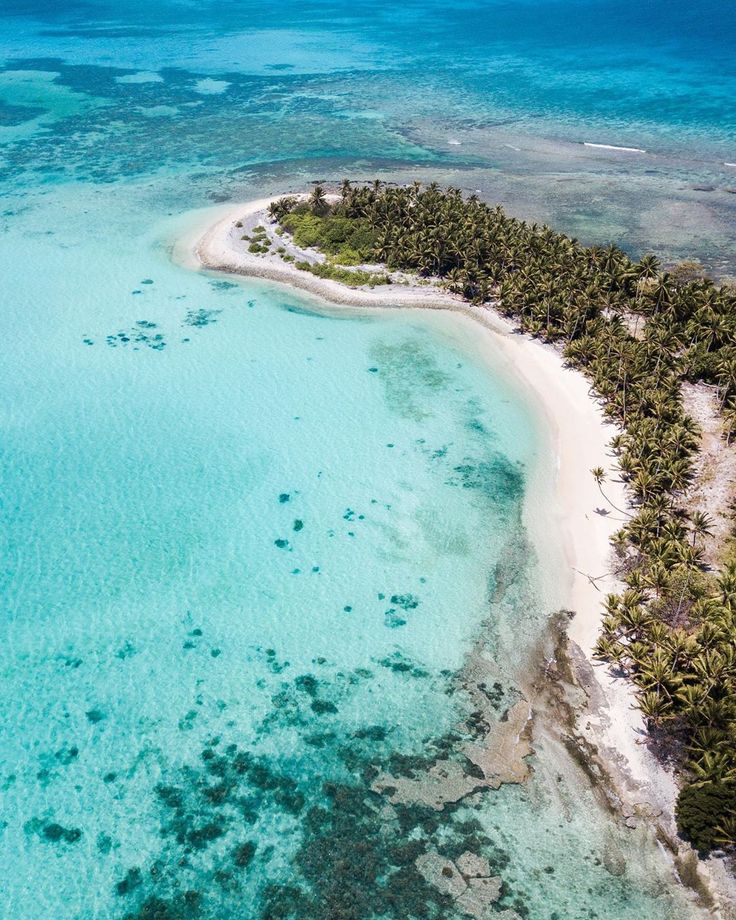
[0,180,703,920]
[1,1,730,916]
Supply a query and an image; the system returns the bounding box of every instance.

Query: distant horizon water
[0,2,731,917]
[1,0,735,273]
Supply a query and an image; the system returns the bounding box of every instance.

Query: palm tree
[309,185,329,215]
[713,816,736,849]
[638,690,672,726]
[690,511,715,546]
[591,467,630,516]
[689,752,736,784]
[637,254,661,280]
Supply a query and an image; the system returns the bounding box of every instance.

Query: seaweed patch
[104,651,528,919]
[448,454,524,510]
[104,321,166,350]
[25,817,82,845]
[183,308,222,327]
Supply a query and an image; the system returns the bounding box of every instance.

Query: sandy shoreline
[180,196,472,311]
[176,197,734,915]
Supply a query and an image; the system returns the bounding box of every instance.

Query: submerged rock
[457,851,492,878]
[416,849,503,919]
[456,876,503,918]
[463,700,532,786]
[25,817,82,845]
[415,850,467,898]
[373,648,532,809]
[183,308,221,327]
[232,840,256,868]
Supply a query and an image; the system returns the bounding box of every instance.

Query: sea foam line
[583,142,646,153]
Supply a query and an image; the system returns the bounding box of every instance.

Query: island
[186,180,736,903]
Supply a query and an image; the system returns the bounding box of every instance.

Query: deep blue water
[2,0,735,270]
[0,2,732,918]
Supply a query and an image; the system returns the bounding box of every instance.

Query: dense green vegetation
[675,781,736,853]
[281,210,378,266]
[271,198,390,285]
[293,260,390,287]
[270,181,736,854]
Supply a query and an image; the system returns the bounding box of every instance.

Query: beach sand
[175,197,736,916]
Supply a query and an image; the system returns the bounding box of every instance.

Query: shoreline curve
[174,196,734,915]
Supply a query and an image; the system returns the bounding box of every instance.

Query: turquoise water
[1,3,729,918]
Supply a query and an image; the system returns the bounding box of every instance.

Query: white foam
[583,142,646,153]
[116,71,164,84]
[194,78,231,95]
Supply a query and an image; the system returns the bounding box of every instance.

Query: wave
[583,142,647,153]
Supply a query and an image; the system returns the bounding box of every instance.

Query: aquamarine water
[1,2,730,918]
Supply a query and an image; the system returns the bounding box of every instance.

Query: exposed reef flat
[372,647,533,809]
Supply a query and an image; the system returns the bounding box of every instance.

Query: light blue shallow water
[0,2,730,918]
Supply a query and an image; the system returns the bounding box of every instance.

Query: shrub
[280,213,376,262]
[332,247,362,266]
[319,216,360,248]
[294,260,390,287]
[675,781,736,852]
[282,213,325,249]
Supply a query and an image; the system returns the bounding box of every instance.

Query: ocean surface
[1,2,732,918]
